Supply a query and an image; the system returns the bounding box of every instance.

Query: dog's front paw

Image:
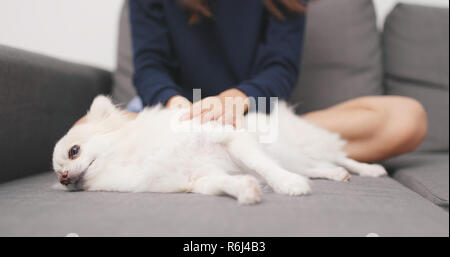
[270,173,311,196]
[330,167,351,182]
[359,164,387,177]
[237,176,262,205]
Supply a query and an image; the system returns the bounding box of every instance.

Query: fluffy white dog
[52,95,386,204]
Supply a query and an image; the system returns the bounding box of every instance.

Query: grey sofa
[0,0,448,236]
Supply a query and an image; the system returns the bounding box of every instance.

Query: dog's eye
[68,145,80,160]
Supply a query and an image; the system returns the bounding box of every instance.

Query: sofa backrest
[112,0,135,105]
[383,4,449,152]
[289,0,383,113]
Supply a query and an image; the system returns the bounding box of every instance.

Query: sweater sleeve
[236,5,307,112]
[129,0,182,106]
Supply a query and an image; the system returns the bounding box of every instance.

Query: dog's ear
[87,95,116,120]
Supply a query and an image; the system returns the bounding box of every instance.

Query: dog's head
[52,95,127,190]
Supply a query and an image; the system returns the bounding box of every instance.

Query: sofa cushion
[383,4,449,152]
[289,0,383,113]
[0,172,447,236]
[382,152,449,209]
[112,0,136,105]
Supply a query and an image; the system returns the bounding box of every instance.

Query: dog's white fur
[52,95,387,204]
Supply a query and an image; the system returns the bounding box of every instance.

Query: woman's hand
[166,95,192,109]
[182,88,250,128]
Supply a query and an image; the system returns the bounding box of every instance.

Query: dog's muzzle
[59,171,71,185]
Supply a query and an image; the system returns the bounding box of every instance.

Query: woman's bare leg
[301,96,428,163]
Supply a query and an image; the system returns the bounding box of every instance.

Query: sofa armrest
[0,45,112,183]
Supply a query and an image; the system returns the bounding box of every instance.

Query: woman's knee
[385,96,428,152]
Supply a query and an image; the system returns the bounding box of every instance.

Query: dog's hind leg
[192,174,262,204]
[225,133,310,196]
[335,157,387,177]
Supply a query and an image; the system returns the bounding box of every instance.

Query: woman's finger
[201,110,215,123]
[180,111,191,121]
[190,101,206,119]
[222,112,236,127]
[216,116,224,126]
[233,115,245,129]
[191,97,221,119]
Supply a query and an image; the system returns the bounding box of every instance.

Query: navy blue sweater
[129,0,306,109]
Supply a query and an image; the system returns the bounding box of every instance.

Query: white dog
[52,95,386,204]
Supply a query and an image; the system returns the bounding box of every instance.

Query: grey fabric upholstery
[383,4,449,152]
[111,0,136,105]
[0,172,447,236]
[0,45,112,183]
[289,0,383,113]
[383,152,449,209]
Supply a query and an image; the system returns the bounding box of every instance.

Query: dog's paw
[359,164,388,177]
[237,176,262,205]
[270,173,311,196]
[329,167,351,182]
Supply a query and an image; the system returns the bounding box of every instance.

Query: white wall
[373,0,449,28]
[0,0,448,71]
[0,0,124,71]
